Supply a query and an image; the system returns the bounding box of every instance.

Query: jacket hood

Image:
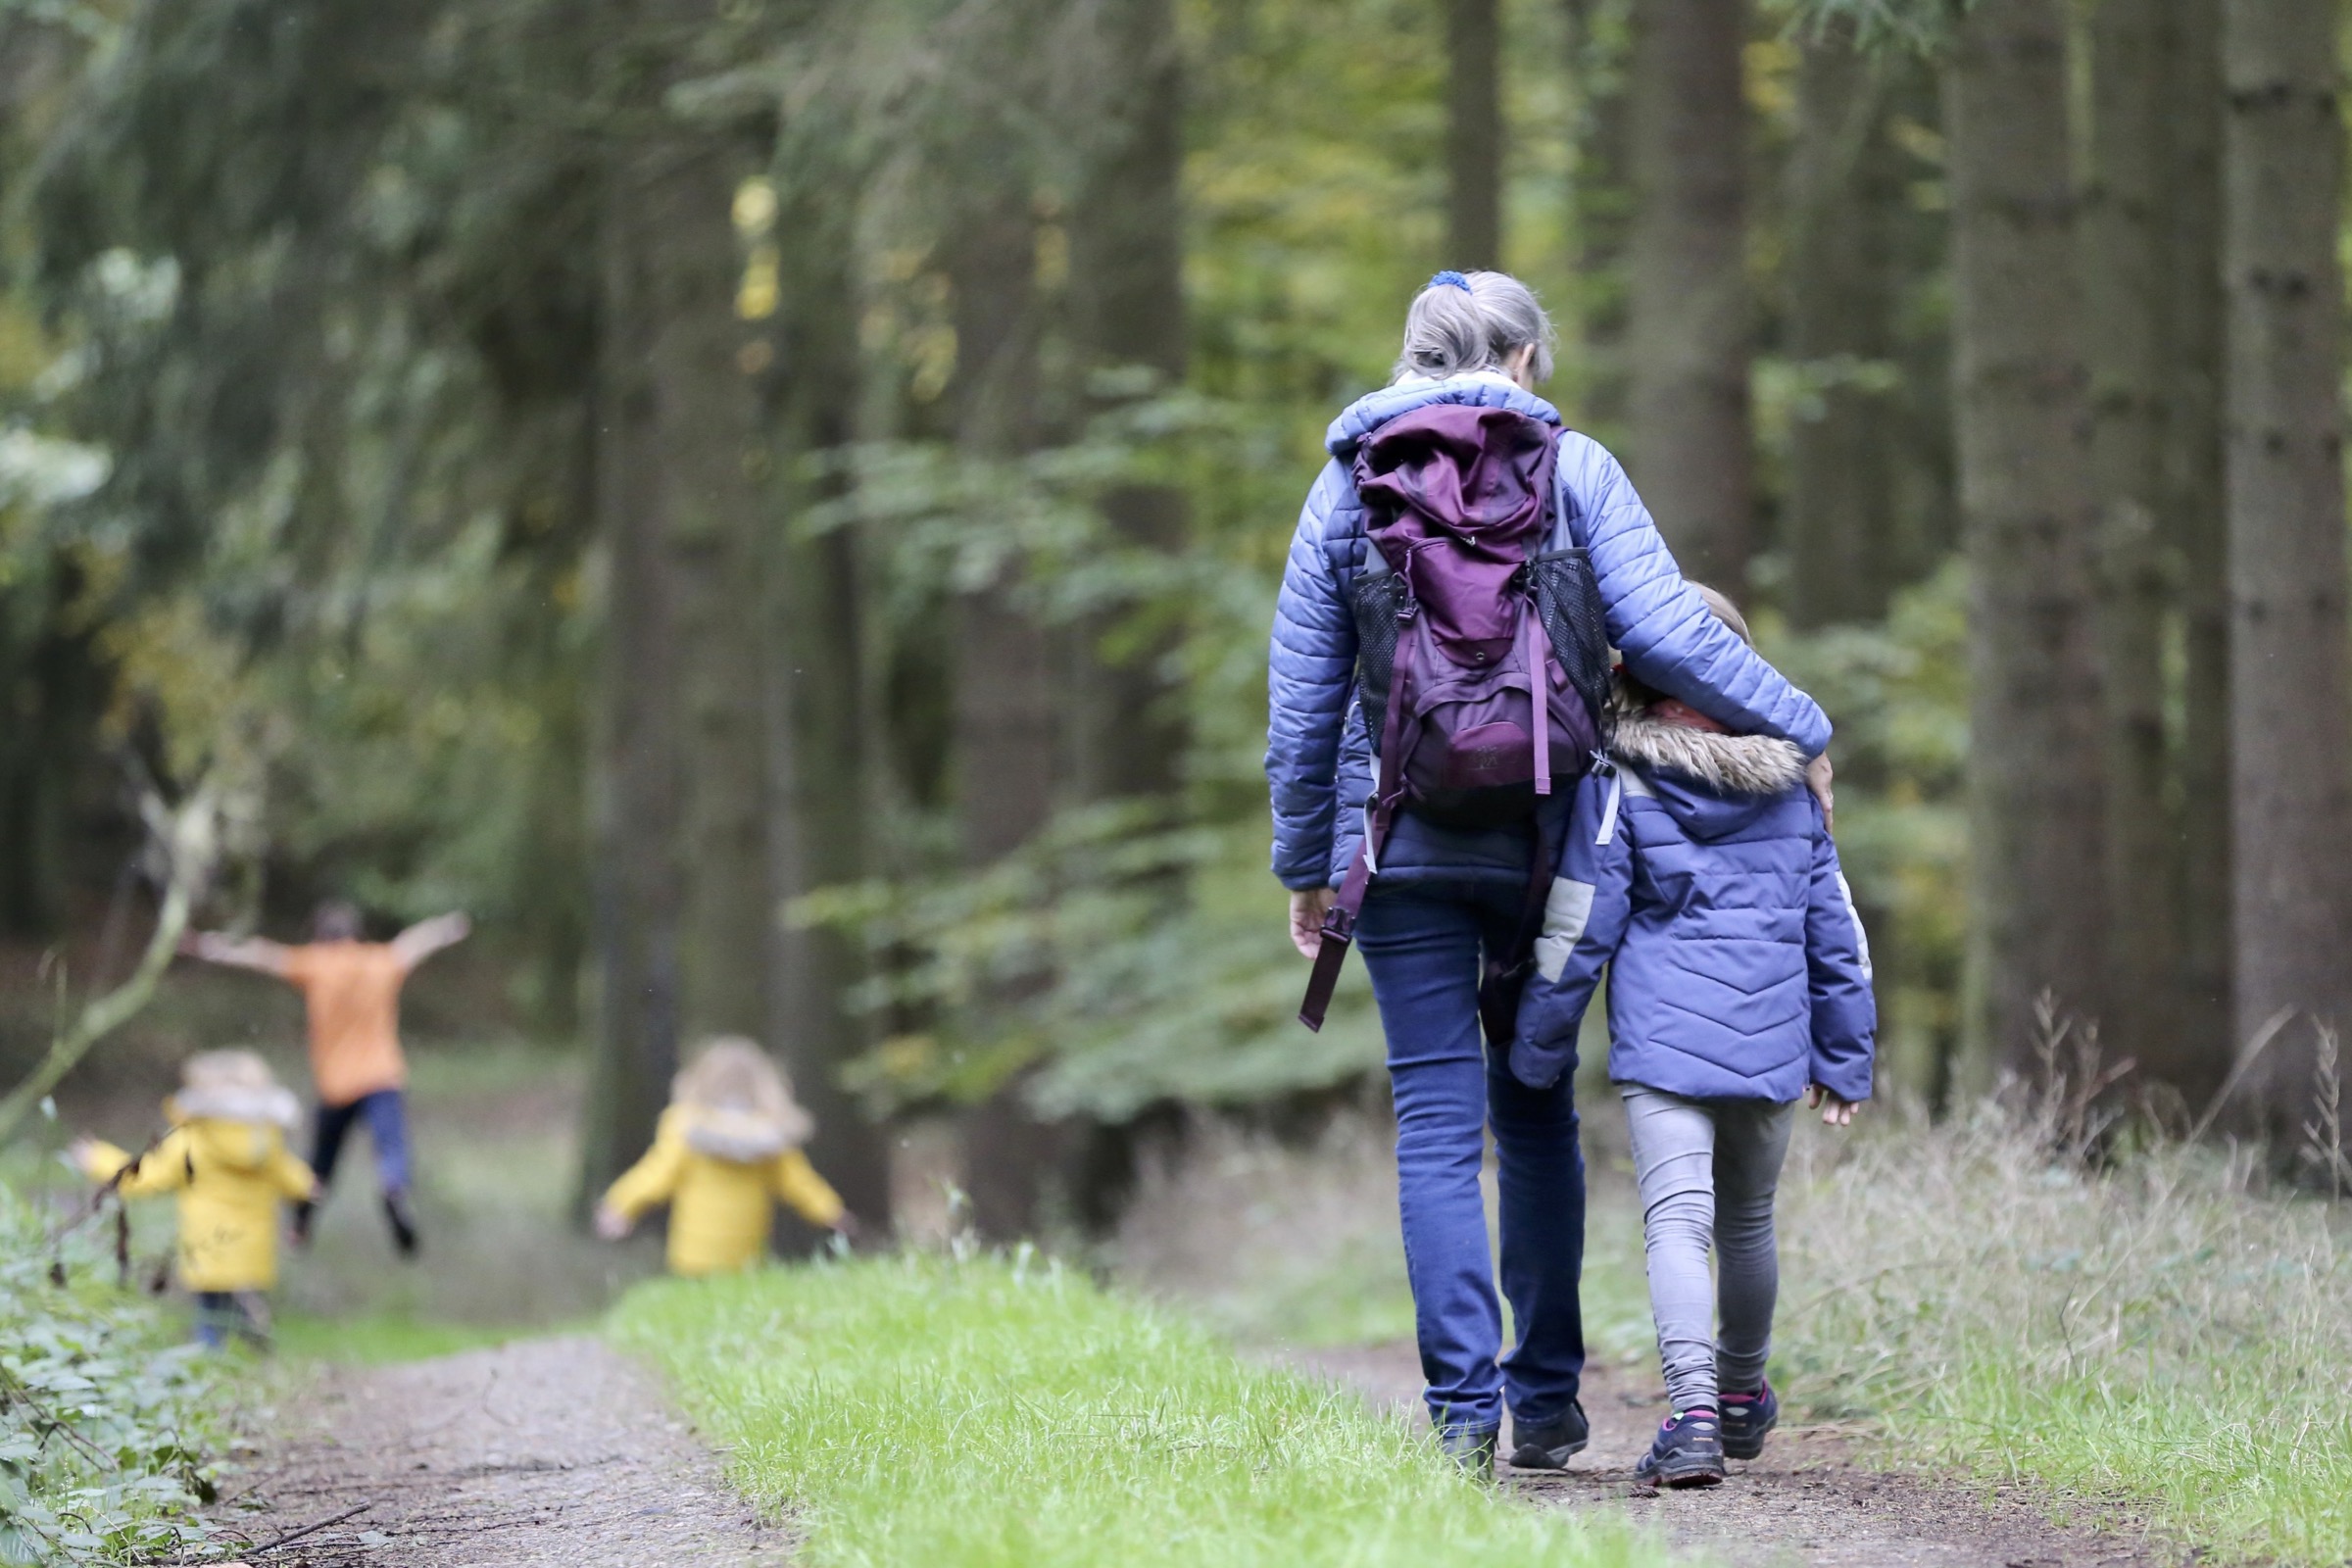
[168,1082,300,1131]
[680,1104,806,1162]
[1325,372,1560,460]
[167,1111,286,1172]
[1611,707,1806,843]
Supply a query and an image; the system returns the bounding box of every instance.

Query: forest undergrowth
[1772,1088,2352,1564]
[0,1183,228,1566]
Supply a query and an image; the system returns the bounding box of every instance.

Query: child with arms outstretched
[73,1051,319,1348]
[1510,587,1876,1489]
[596,1038,856,1274]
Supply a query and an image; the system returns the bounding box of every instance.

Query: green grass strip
[610,1252,1665,1568]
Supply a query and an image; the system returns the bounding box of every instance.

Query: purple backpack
[1298,404,1612,1036]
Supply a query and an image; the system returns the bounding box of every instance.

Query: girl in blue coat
[1510,587,1876,1489]
[1265,270,1838,1475]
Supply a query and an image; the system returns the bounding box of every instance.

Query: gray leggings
[1620,1086,1797,1413]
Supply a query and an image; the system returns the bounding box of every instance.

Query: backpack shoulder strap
[1547,428,1586,553]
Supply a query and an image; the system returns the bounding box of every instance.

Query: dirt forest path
[1284,1344,2180,1568]
[220,1337,787,1567]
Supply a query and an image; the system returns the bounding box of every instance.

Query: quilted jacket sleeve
[1804,806,1878,1102]
[1266,461,1359,890]
[602,1110,689,1220]
[1510,768,1636,1090]
[1557,434,1833,757]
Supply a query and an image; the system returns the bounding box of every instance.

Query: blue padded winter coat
[1265,372,1834,892]
[1508,707,1877,1103]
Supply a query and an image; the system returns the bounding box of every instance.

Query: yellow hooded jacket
[79,1116,317,1293]
[603,1106,843,1276]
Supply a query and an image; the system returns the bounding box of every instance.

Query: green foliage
[1769,1106,2352,1566]
[1768,0,1969,54]
[611,1253,1665,1568]
[1765,561,1970,1101]
[0,1183,228,1566]
[801,808,1384,1120]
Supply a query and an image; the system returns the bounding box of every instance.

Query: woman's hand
[1805,752,1836,833]
[1806,1084,1859,1127]
[1288,888,1336,958]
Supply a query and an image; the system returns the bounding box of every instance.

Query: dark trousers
[311,1088,413,1197]
[1355,878,1589,1435]
[193,1291,271,1350]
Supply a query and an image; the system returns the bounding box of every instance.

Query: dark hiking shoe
[1633,1408,1725,1490]
[288,1200,317,1250]
[1719,1381,1779,1461]
[383,1191,420,1258]
[1507,1399,1591,1470]
[1437,1424,1499,1481]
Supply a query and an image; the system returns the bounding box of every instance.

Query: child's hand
[592,1202,633,1241]
[831,1211,863,1244]
[1806,1085,1859,1127]
[66,1135,98,1172]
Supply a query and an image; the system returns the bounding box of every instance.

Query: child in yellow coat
[74,1051,320,1348]
[596,1037,855,1274]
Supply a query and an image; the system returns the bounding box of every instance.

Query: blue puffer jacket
[1265,372,1834,892]
[1508,707,1877,1102]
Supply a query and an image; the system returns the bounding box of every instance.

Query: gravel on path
[218,1337,787,1568]
[1282,1342,2183,1568]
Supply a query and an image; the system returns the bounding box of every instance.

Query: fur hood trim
[1610,705,1806,798]
[683,1106,806,1163]
[169,1084,301,1131]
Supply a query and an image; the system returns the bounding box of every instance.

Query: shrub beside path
[220,1337,785,1567]
[1285,1342,2177,1568]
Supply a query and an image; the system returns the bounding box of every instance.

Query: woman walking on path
[1263,270,1835,1474]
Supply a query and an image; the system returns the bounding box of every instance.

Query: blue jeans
[1356,879,1587,1435]
[311,1089,413,1197]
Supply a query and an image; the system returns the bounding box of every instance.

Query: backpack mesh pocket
[1352,564,1405,748]
[1530,547,1613,737]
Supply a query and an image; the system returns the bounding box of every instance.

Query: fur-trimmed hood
[1609,701,1809,845]
[681,1106,806,1163]
[169,1084,302,1131]
[1609,700,1807,798]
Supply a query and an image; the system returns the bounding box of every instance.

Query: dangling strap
[1525,604,1551,798]
[1299,619,1418,1033]
[1478,801,1565,1051]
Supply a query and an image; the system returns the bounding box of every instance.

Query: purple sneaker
[1632,1407,1725,1489]
[1719,1381,1779,1461]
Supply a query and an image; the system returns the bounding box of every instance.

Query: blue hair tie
[1429,270,1472,293]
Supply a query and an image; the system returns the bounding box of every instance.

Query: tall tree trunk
[949,155,1060,1242]
[1068,0,1188,811]
[653,138,774,1046]
[1625,0,1751,587]
[576,145,686,1207]
[1059,0,1189,1235]
[765,193,894,1232]
[1446,0,1502,270]
[1785,18,1904,629]
[2082,0,2180,1088]
[1565,0,1634,443]
[2165,0,2230,1106]
[1944,0,2108,1072]
[2222,0,2352,1123]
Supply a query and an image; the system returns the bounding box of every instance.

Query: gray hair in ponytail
[1393,270,1558,385]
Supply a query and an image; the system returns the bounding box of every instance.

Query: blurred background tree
[4,0,2349,1231]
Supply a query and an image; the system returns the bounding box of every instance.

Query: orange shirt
[279,942,413,1106]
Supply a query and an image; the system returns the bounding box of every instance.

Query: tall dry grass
[1773,1087,2352,1563]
